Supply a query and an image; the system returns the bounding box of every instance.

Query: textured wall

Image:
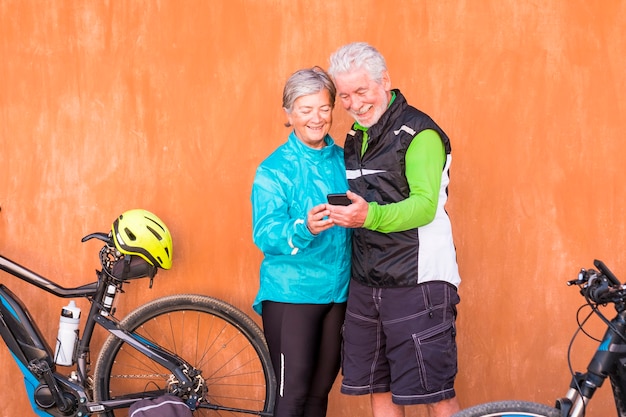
[1,1,625,416]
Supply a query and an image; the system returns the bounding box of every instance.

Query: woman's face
[286,89,333,149]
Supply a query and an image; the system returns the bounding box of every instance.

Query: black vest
[344,89,452,287]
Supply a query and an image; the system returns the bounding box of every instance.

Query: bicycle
[452,259,626,417]
[0,225,276,416]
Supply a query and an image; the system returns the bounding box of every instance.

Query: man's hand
[326,190,368,228]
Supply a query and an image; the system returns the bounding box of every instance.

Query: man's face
[333,67,391,127]
[286,89,333,149]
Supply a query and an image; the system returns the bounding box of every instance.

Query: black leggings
[261,302,347,417]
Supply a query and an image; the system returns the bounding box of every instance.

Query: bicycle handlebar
[569,260,626,306]
[587,277,613,304]
[81,232,112,245]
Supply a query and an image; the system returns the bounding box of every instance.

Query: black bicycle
[0,231,275,416]
[453,259,626,417]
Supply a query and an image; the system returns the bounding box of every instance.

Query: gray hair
[282,66,336,114]
[328,42,388,83]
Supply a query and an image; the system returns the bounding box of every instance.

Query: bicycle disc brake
[166,365,207,410]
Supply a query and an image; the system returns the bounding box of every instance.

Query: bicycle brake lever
[567,268,589,286]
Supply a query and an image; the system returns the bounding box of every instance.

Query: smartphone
[327,193,351,206]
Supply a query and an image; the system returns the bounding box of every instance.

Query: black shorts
[340,280,460,405]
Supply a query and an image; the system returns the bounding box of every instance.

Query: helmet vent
[145,216,166,232]
[124,228,137,241]
[146,225,163,241]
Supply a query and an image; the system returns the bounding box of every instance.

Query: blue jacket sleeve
[251,165,316,256]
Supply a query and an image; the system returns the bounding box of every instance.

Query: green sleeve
[363,129,445,233]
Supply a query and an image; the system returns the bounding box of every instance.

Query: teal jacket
[251,132,351,315]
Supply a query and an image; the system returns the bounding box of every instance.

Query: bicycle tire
[452,401,561,417]
[92,294,276,416]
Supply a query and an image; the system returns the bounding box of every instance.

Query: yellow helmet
[111,209,173,269]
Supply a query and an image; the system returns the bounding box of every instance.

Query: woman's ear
[283,107,292,127]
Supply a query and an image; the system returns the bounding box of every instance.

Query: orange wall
[1,1,625,416]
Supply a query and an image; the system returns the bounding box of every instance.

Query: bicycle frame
[0,251,199,416]
[556,306,626,417]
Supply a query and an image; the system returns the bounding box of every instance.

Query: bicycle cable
[574,303,601,343]
[584,291,626,344]
[566,303,595,415]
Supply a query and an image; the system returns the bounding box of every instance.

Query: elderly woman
[251,66,351,417]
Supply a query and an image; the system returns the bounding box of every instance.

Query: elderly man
[326,42,462,417]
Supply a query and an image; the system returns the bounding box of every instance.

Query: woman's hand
[306,204,334,235]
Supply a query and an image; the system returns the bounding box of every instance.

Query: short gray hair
[282,66,336,114]
[328,42,388,83]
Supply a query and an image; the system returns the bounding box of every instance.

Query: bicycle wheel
[92,294,276,416]
[452,401,560,417]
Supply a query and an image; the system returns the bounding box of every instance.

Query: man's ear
[381,70,392,91]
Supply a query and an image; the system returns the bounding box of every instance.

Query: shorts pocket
[412,320,457,392]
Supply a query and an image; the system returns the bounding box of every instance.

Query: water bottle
[54,300,81,366]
